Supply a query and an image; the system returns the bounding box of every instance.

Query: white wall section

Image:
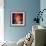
[0,0,4,42]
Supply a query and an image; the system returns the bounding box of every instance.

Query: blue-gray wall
[40,0,46,27]
[4,0,40,42]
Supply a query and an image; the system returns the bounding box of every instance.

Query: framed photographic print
[11,11,25,26]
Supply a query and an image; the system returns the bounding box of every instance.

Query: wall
[4,0,40,42]
[40,0,46,27]
[0,0,4,42]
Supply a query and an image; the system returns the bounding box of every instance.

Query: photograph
[11,12,25,26]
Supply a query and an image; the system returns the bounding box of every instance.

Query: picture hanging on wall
[11,11,25,26]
